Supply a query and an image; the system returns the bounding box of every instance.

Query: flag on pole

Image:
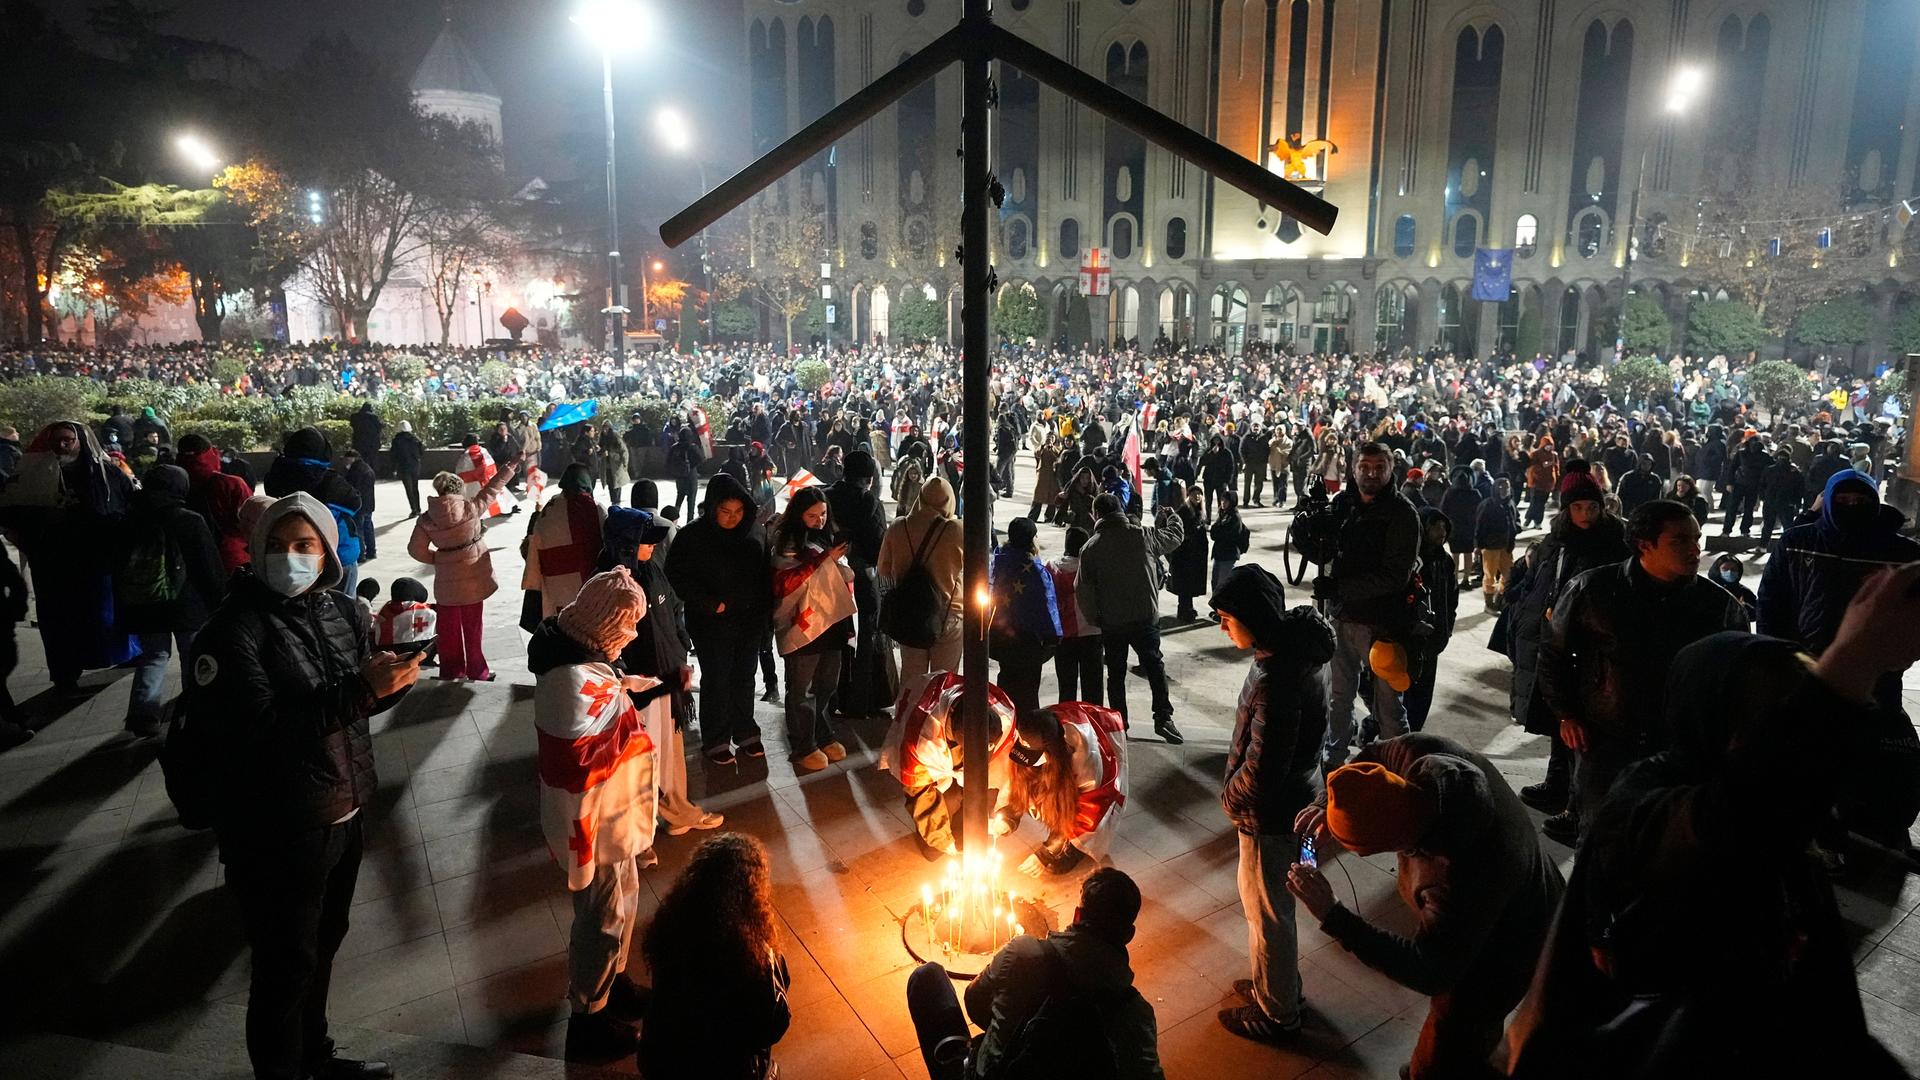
[780,467,819,501]
[1078,247,1112,296]
[539,400,599,431]
[1471,248,1513,302]
[459,444,517,518]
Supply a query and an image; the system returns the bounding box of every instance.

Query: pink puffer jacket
[408,469,512,606]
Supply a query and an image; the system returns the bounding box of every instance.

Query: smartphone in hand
[1299,835,1318,868]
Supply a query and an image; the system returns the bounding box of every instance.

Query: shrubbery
[0,376,686,455]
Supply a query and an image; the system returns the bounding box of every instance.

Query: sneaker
[1218,1004,1301,1044]
[793,749,830,771]
[738,739,767,758]
[638,847,659,869]
[821,740,848,763]
[564,1007,637,1063]
[1518,781,1567,814]
[1541,810,1581,846]
[1232,979,1306,1011]
[1153,719,1185,745]
[705,746,737,766]
[668,811,725,836]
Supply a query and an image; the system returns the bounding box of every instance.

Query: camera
[1284,484,1342,584]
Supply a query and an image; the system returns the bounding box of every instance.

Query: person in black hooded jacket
[120,463,228,735]
[1207,564,1335,1045]
[190,492,421,1080]
[1507,566,1920,1079]
[264,426,363,595]
[1404,508,1460,734]
[665,473,772,764]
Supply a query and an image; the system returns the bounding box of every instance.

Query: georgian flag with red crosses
[533,660,657,890]
[770,541,857,656]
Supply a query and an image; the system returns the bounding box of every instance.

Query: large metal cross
[660,0,1338,859]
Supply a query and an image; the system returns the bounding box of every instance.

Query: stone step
[5,1002,633,1080]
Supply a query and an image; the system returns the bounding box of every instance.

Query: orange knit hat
[1325,762,1437,855]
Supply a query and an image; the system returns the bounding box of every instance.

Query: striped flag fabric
[460,444,517,518]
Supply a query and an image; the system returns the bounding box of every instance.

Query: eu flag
[1472,248,1513,302]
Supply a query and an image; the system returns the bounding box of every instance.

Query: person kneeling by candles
[1007,702,1129,877]
[905,867,1166,1080]
[1289,734,1564,1080]
[881,671,1018,856]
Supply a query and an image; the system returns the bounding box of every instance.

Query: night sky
[45,0,750,229]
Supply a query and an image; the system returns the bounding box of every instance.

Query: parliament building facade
[740,0,1920,361]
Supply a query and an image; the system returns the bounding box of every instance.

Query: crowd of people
[0,333,1915,1080]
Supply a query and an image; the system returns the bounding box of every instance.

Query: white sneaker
[668,811,725,836]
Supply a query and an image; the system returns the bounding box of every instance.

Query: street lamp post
[572,1,652,362]
[655,106,713,346]
[1617,66,1707,360]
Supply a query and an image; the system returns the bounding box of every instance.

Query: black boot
[565,1008,638,1063]
[1520,735,1572,812]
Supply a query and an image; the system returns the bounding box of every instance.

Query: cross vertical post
[957,0,994,860]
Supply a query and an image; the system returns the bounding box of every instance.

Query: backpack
[118,526,187,607]
[881,519,949,648]
[326,501,362,565]
[992,941,1121,1080]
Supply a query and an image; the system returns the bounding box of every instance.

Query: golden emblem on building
[1270,132,1338,182]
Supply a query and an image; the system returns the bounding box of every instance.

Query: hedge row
[0,376,681,453]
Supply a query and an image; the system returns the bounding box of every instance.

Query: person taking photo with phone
[1289,732,1564,1080]
[1206,564,1334,1045]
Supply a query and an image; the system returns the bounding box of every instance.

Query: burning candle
[921,883,935,943]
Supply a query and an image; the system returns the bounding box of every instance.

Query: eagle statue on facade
[1269,132,1339,181]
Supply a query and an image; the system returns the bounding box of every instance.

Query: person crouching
[529,567,661,1062]
[1007,702,1129,878]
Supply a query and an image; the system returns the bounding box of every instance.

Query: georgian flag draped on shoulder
[459,444,517,518]
[879,670,1017,797]
[534,659,657,890]
[771,542,857,655]
[688,406,714,458]
[1051,701,1128,861]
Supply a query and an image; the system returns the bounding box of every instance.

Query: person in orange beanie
[1290,733,1564,1080]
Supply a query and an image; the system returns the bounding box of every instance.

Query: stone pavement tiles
[1,464,1918,1080]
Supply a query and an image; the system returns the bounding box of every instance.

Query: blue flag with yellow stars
[1472,248,1513,302]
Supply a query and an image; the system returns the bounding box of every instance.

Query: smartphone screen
[1299,835,1317,868]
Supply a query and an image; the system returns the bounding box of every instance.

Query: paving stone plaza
[2,460,1917,1080]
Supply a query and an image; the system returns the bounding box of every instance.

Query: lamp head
[571,0,653,51]
[1666,66,1707,114]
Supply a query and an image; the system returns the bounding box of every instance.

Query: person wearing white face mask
[187,492,422,1080]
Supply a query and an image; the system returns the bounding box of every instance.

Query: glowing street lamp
[1616,64,1709,360]
[571,0,655,361]
[173,132,221,173]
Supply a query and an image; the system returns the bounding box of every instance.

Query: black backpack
[881,518,949,648]
[993,941,1121,1080]
[117,527,187,608]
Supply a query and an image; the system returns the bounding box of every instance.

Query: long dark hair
[643,833,779,980]
[774,485,832,553]
[1009,708,1080,837]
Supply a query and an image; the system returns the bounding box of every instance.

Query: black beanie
[1208,564,1288,649]
[844,449,878,481]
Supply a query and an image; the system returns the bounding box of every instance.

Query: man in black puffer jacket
[120,464,228,736]
[190,492,421,1080]
[664,473,773,763]
[1538,500,1747,846]
[1208,565,1335,1045]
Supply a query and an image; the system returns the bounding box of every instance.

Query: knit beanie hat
[557,567,648,658]
[1558,471,1604,506]
[632,478,660,510]
[843,448,878,481]
[1325,762,1437,854]
[392,576,429,604]
[1006,516,1039,554]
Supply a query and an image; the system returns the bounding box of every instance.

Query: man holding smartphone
[1289,733,1563,1080]
[1207,565,1335,1045]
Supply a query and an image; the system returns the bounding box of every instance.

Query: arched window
[1110,217,1134,260]
[1558,285,1584,355]
[870,284,892,342]
[1259,286,1297,345]
[1573,208,1607,258]
[1313,285,1352,353]
[1393,214,1417,257]
[1007,218,1030,260]
[1211,285,1249,353]
[1113,285,1140,341]
[1376,285,1410,351]
[1059,218,1081,258]
[1165,217,1188,260]
[1452,212,1481,258]
[859,221,878,260]
[1514,213,1538,257]
[1159,285,1193,344]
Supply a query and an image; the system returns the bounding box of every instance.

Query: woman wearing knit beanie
[527,566,663,1062]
